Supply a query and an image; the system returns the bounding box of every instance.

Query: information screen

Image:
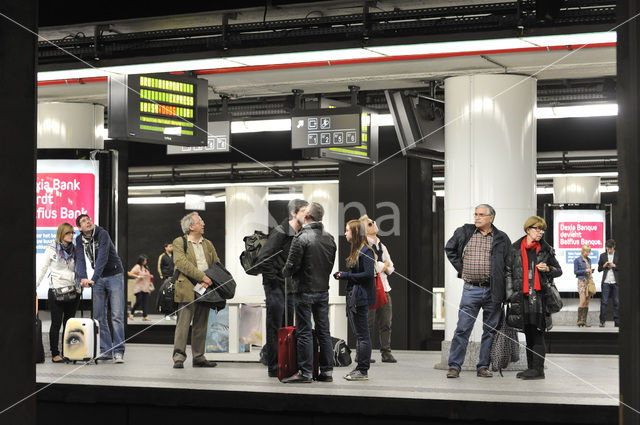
[320,112,377,164]
[291,107,362,149]
[108,73,208,146]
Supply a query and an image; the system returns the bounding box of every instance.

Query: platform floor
[36,344,619,408]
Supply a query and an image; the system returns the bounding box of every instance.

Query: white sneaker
[114,353,124,364]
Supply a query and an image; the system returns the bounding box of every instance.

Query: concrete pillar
[37,103,104,149]
[553,176,601,203]
[225,186,269,297]
[439,74,537,370]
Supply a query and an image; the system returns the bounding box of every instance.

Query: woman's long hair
[136,254,150,271]
[345,219,369,267]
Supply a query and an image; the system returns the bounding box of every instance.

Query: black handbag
[52,285,78,302]
[490,308,519,376]
[543,281,563,314]
[204,262,237,300]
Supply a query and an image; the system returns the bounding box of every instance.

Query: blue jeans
[263,283,296,374]
[448,283,501,372]
[92,273,125,357]
[599,283,619,324]
[348,304,371,373]
[295,291,333,377]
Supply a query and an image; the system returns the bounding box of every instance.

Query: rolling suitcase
[63,317,100,363]
[277,278,319,381]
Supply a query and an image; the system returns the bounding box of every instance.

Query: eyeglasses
[529,226,545,232]
[367,220,376,227]
[79,218,92,224]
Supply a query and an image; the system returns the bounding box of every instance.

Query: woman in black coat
[505,216,562,380]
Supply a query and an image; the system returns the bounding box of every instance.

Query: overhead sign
[167,121,230,154]
[552,208,606,292]
[291,107,362,149]
[108,73,208,146]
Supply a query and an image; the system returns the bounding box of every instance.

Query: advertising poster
[552,209,606,292]
[36,160,99,299]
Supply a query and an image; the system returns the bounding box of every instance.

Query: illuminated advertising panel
[36,160,99,299]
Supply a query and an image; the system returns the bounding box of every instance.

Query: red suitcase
[277,326,319,381]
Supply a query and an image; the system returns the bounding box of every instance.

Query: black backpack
[239,230,268,275]
[331,337,352,367]
[157,277,178,315]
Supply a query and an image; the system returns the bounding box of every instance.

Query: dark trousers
[599,283,619,324]
[295,291,333,377]
[131,292,150,317]
[47,288,79,357]
[263,283,296,374]
[523,324,546,371]
[349,304,371,373]
[368,291,392,353]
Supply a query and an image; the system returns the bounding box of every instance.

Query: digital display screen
[108,73,208,146]
[291,107,363,149]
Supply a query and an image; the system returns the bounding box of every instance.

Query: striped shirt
[461,228,493,283]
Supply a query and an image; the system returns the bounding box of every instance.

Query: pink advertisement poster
[36,173,96,227]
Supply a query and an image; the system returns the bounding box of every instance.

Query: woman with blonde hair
[505,216,562,379]
[334,219,376,381]
[573,244,595,327]
[36,222,80,363]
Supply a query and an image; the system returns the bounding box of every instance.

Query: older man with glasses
[444,204,511,378]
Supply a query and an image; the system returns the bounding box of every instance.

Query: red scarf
[521,238,541,294]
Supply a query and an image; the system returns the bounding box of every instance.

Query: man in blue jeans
[75,214,126,363]
[598,239,619,327]
[281,202,336,383]
[444,204,510,378]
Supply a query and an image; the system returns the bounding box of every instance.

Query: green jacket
[172,234,220,303]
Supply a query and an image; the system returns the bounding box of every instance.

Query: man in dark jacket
[257,198,308,377]
[281,202,336,383]
[598,239,619,327]
[75,214,126,363]
[157,242,174,281]
[444,204,511,378]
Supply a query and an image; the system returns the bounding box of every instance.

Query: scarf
[521,238,541,294]
[56,242,75,264]
[82,229,96,269]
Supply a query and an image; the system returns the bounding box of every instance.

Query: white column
[302,182,346,340]
[38,103,104,149]
[225,186,269,295]
[553,176,601,203]
[441,74,536,368]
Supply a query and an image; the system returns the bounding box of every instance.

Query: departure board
[108,73,208,146]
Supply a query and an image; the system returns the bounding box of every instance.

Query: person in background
[36,222,80,363]
[75,214,126,363]
[128,254,153,321]
[257,199,307,378]
[359,214,396,364]
[598,239,619,327]
[573,244,595,327]
[335,219,376,381]
[505,216,562,380]
[158,242,174,281]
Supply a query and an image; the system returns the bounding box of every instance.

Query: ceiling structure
[32,0,620,188]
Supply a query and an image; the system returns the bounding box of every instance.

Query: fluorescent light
[231,119,291,133]
[267,193,303,201]
[535,104,618,119]
[366,38,532,56]
[128,196,185,204]
[129,179,339,192]
[38,68,109,81]
[372,114,394,126]
[536,187,554,195]
[537,172,617,178]
[522,31,616,47]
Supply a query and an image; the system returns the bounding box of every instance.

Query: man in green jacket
[172,212,220,369]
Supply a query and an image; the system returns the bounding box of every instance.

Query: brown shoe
[446,368,459,378]
[477,368,493,378]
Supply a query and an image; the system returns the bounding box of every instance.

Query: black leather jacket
[282,222,336,293]
[258,218,296,289]
[445,223,511,304]
[505,236,562,331]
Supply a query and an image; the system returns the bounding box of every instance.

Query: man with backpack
[257,199,308,377]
